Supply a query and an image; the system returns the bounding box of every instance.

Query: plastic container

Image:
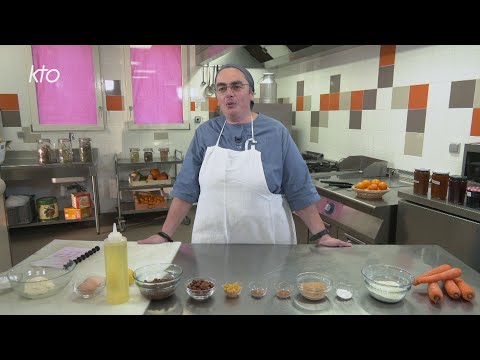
[448,175,468,205]
[104,223,129,304]
[466,186,480,209]
[413,168,430,196]
[130,148,140,163]
[36,197,59,222]
[6,195,35,226]
[143,148,153,162]
[37,139,52,164]
[159,148,169,161]
[431,171,449,200]
[58,139,73,163]
[79,138,93,163]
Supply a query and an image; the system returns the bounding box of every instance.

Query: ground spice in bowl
[276,289,292,299]
[250,288,266,299]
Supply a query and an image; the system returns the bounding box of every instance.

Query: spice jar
[159,148,169,161]
[130,148,140,163]
[413,168,430,196]
[58,139,73,163]
[466,186,480,209]
[448,175,468,205]
[79,138,93,163]
[431,171,449,200]
[143,148,153,162]
[37,139,52,164]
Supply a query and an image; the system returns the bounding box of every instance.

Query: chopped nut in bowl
[186,277,215,301]
[248,280,268,299]
[296,272,332,301]
[223,281,242,298]
[275,281,294,299]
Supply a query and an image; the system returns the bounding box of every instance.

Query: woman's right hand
[137,234,167,244]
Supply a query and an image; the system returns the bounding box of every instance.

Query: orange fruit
[367,184,379,190]
[378,182,388,190]
[371,179,380,185]
[355,181,367,189]
[362,180,371,187]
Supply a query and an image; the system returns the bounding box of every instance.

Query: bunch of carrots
[413,264,476,304]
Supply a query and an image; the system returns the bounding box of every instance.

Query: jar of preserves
[143,148,153,162]
[448,175,468,205]
[79,138,93,163]
[466,186,480,209]
[130,148,140,163]
[36,197,59,222]
[37,139,52,164]
[431,171,450,200]
[159,148,169,162]
[58,138,73,163]
[413,168,430,195]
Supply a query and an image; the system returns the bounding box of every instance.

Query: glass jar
[58,139,73,163]
[431,171,450,200]
[159,148,169,161]
[37,139,52,164]
[448,175,468,205]
[143,148,153,162]
[466,186,480,209]
[130,148,140,163]
[79,138,93,163]
[413,168,430,195]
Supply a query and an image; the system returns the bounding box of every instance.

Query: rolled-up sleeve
[281,130,320,211]
[171,130,204,203]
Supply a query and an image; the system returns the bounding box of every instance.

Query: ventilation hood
[195,45,360,69]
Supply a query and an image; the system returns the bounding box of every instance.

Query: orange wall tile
[106,95,123,111]
[320,94,329,111]
[0,94,19,110]
[190,101,195,111]
[351,91,364,110]
[296,96,304,111]
[329,93,339,110]
[409,84,429,109]
[471,109,480,136]
[208,97,217,112]
[380,45,396,67]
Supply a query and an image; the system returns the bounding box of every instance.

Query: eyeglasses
[215,82,250,94]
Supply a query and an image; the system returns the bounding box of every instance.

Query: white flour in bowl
[367,280,407,303]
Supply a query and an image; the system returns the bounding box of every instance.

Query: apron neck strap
[216,120,227,146]
[244,114,257,150]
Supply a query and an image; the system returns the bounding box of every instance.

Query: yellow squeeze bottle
[104,223,129,304]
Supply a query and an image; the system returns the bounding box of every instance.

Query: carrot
[453,278,476,302]
[413,264,452,286]
[428,282,443,304]
[415,268,462,285]
[444,279,461,300]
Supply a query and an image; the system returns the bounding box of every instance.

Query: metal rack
[114,149,190,231]
[0,149,101,234]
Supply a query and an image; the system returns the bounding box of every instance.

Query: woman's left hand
[316,235,352,247]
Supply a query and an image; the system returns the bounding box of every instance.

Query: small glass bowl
[248,281,268,299]
[275,281,294,299]
[73,274,105,299]
[0,272,12,294]
[223,281,242,298]
[296,272,332,301]
[335,283,354,300]
[186,277,215,301]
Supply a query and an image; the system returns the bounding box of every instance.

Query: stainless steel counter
[146,244,480,315]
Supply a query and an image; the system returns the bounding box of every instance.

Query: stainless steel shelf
[119,200,172,215]
[0,160,94,170]
[8,211,96,229]
[116,157,183,166]
[118,180,175,191]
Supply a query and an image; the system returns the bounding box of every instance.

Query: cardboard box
[133,190,168,210]
[64,207,92,220]
[71,192,91,209]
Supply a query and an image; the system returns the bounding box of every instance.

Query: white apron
[192,119,296,244]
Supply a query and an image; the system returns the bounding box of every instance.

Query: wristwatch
[309,228,330,242]
[157,231,174,242]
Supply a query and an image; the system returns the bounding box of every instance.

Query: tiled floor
[8,208,309,266]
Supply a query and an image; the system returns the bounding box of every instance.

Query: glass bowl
[248,280,268,299]
[223,281,242,298]
[73,274,105,299]
[335,283,354,300]
[361,264,414,303]
[275,281,294,299]
[134,263,182,300]
[186,277,215,301]
[0,272,12,294]
[7,261,76,299]
[296,272,332,300]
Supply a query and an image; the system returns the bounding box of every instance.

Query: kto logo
[29,65,61,83]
